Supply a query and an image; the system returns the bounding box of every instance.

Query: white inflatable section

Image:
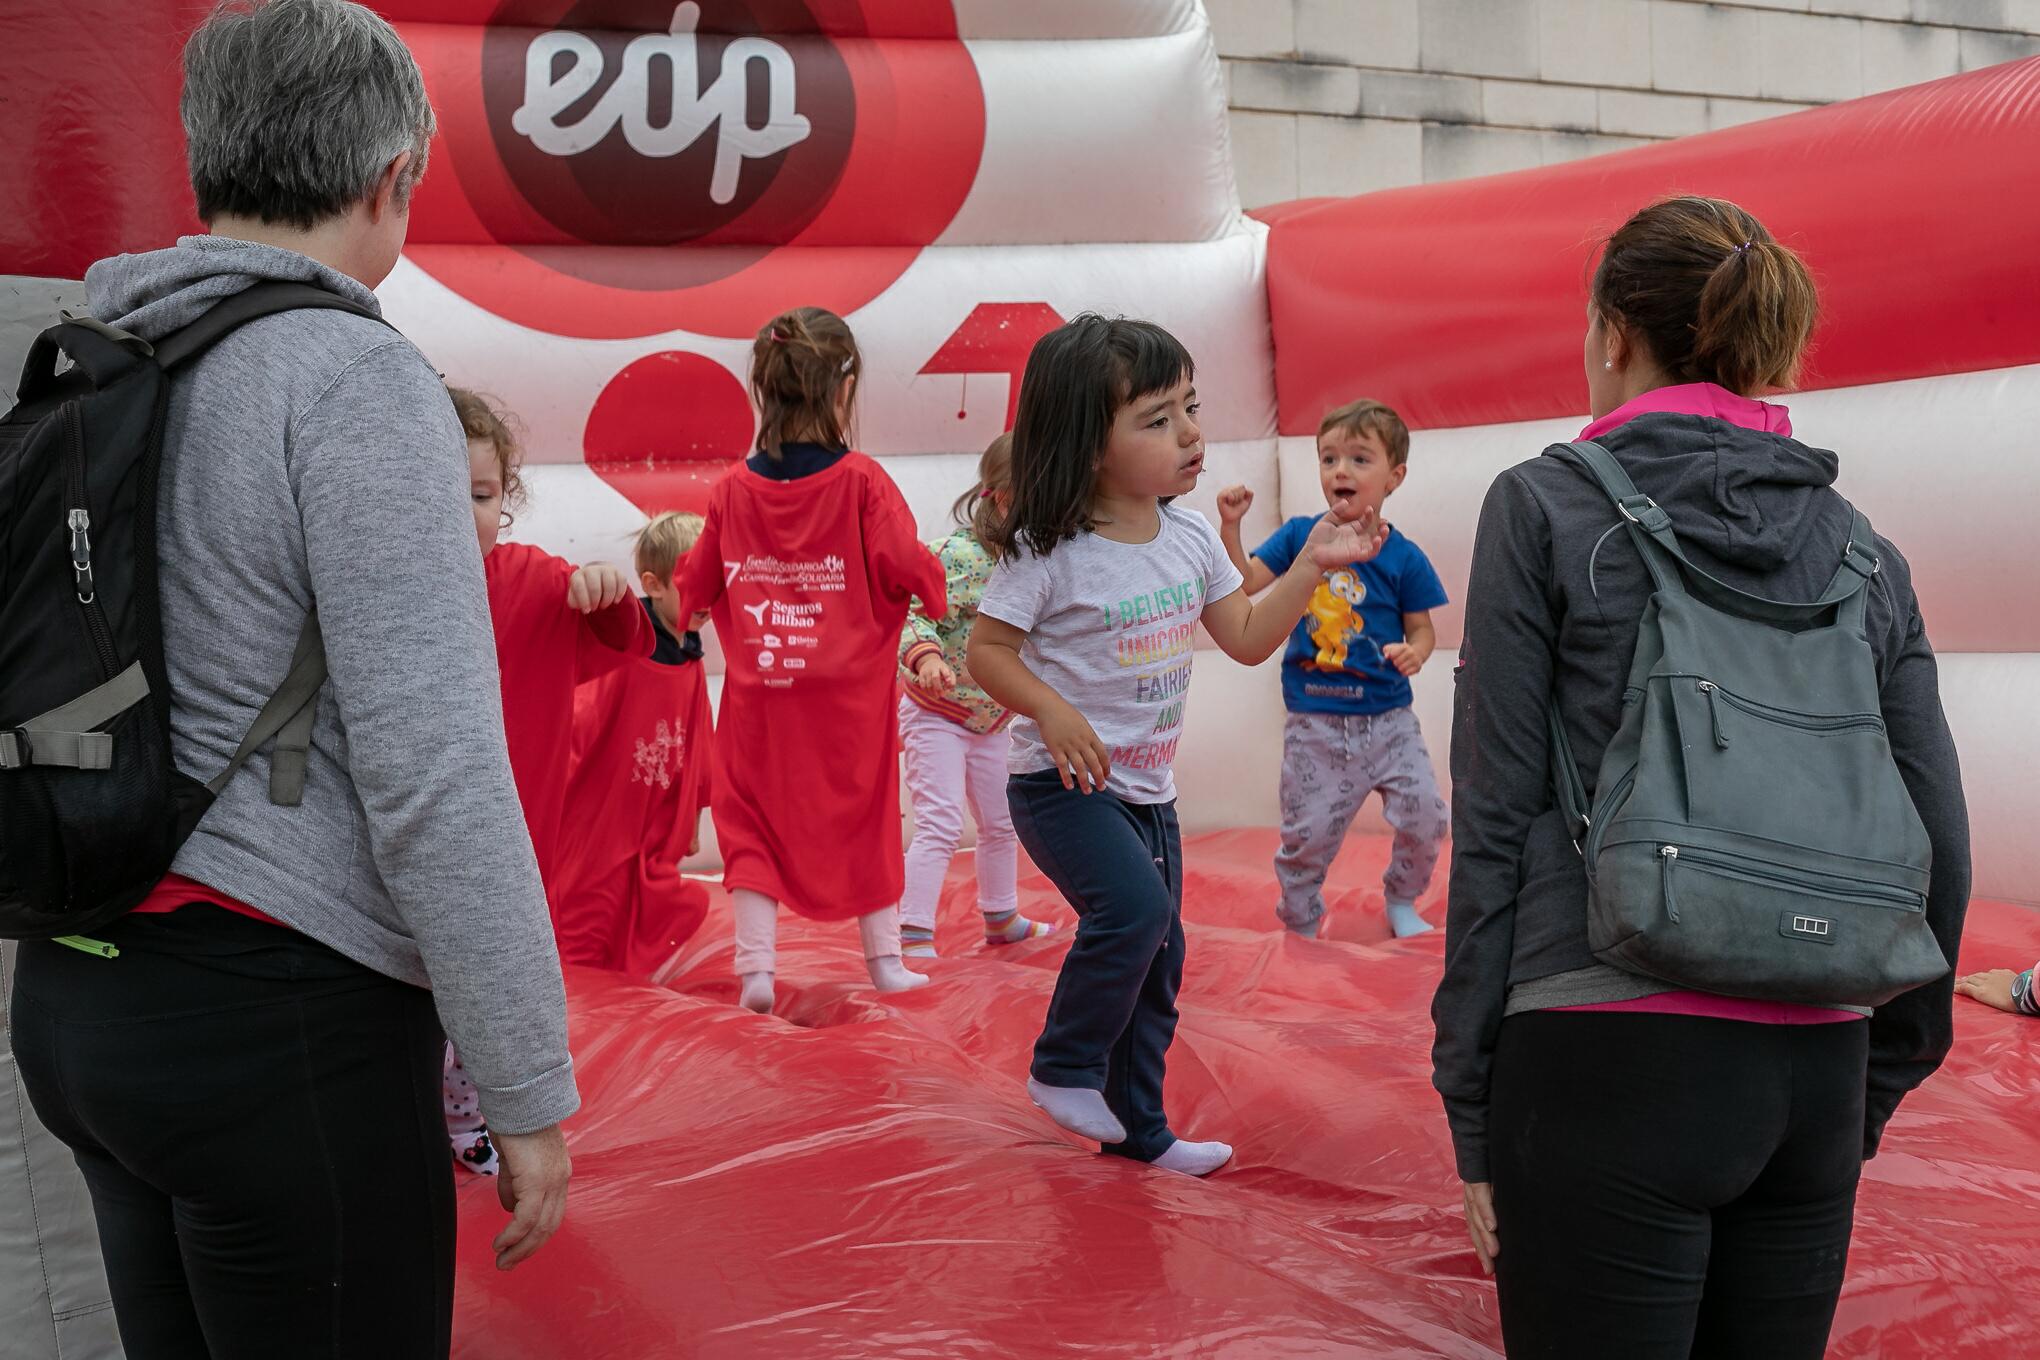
[950,0,1199,40]
[383,228,1275,466]
[937,34,1236,245]
[1279,365,2040,904]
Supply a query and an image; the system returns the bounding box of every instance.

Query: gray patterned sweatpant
[1275,707,1449,930]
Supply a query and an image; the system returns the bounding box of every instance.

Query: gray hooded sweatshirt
[84,235,577,1135]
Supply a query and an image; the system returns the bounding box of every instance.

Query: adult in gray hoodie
[7,3,576,1354]
[1433,197,1968,1357]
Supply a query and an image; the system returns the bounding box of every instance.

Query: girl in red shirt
[446,388,651,1172]
[676,309,947,1014]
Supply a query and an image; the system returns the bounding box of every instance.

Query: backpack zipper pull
[52,934,119,959]
[1697,680,1728,749]
[1659,845,1681,923]
[67,508,97,604]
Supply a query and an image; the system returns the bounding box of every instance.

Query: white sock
[1026,1078,1127,1144]
[1386,900,1433,938]
[739,971,775,1014]
[866,954,930,993]
[1152,1139,1233,1177]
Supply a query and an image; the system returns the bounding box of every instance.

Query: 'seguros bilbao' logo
[400,0,985,339]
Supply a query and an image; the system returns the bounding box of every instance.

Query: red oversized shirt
[677,453,944,921]
[552,607,716,972]
[486,542,652,906]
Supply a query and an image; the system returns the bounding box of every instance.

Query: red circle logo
[398,2,985,338]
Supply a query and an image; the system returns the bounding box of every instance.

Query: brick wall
[1214,0,2040,206]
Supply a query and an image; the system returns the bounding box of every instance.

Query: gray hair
[181,0,436,229]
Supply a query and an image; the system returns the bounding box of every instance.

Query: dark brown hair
[750,306,860,461]
[1319,398,1410,467]
[448,386,526,529]
[991,315,1194,559]
[951,433,1013,556]
[1591,196,1818,395]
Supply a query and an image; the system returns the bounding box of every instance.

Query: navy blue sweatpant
[1009,770,1184,1162]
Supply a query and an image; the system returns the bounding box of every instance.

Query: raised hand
[1216,484,1254,526]
[1303,505,1387,568]
[567,563,633,614]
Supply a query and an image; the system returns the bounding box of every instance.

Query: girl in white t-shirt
[968,314,1383,1175]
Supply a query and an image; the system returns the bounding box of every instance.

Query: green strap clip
[52,935,119,959]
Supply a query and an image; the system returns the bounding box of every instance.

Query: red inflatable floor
[454,831,2040,1358]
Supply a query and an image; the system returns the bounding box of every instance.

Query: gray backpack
[1549,440,1946,1007]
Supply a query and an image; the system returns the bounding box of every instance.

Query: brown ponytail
[951,432,1013,557]
[1592,196,1818,395]
[749,306,861,461]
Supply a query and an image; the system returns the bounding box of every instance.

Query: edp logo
[511,2,811,205]
[478,0,855,249]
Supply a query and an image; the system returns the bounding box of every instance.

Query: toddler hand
[1217,485,1254,526]
[567,563,632,614]
[1955,969,2021,1013]
[1303,505,1387,568]
[1382,643,1424,677]
[1039,700,1111,794]
[915,655,958,696]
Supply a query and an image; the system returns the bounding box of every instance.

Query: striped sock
[983,907,1055,945]
[900,924,937,958]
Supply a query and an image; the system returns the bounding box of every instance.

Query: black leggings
[1489,1010,1867,1359]
[9,907,455,1359]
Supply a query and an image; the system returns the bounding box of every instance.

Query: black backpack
[0,282,380,940]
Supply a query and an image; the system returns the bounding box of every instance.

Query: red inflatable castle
[1,3,2035,1355]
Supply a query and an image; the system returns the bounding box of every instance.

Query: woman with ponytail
[1432,197,1970,1356]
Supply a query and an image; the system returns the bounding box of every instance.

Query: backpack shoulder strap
[1549,440,1875,624]
[1551,439,1686,594]
[152,282,387,372]
[149,283,374,806]
[206,612,328,807]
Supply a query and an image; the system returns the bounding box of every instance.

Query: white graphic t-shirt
[979,503,1244,805]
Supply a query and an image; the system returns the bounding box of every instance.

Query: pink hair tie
[768,328,787,343]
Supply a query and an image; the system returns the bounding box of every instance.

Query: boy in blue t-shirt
[1218,399,1449,939]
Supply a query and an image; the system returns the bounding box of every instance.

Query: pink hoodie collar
[1579,382,1793,442]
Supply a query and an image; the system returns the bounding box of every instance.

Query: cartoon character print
[631,717,687,791]
[1304,568,1370,672]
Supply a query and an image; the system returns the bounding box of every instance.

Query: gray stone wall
[1214,0,2040,206]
